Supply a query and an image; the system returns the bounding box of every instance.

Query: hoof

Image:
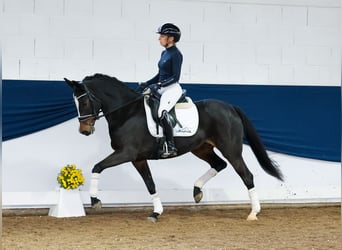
[91,197,102,210]
[147,212,159,223]
[247,212,258,221]
[193,186,203,203]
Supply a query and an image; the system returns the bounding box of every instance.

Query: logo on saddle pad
[143,96,199,137]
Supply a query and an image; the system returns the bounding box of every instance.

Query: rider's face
[159,34,174,48]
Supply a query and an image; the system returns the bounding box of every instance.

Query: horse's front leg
[132,160,163,223]
[89,150,133,209]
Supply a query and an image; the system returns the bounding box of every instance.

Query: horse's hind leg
[226,154,261,221]
[132,160,163,223]
[191,143,227,203]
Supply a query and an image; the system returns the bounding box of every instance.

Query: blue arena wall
[3,79,341,162]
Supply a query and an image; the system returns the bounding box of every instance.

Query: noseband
[74,85,102,123]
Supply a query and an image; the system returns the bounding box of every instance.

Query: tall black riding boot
[160,111,177,158]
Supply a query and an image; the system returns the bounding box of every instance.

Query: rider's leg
[160,110,177,157]
[158,84,182,158]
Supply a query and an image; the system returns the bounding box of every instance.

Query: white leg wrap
[152,193,163,215]
[248,187,261,214]
[89,173,100,197]
[194,168,218,188]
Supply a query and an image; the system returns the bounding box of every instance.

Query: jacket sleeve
[145,73,159,85]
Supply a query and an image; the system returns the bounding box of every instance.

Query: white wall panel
[122,0,150,19]
[317,65,341,83]
[282,46,307,65]
[267,26,294,45]
[217,63,243,83]
[240,25,271,44]
[51,58,94,80]
[256,45,282,64]
[35,37,64,58]
[49,16,93,38]
[64,38,93,59]
[2,58,20,79]
[203,43,228,64]
[19,16,50,35]
[256,5,282,25]
[93,39,122,59]
[121,41,149,63]
[178,42,203,64]
[228,44,256,64]
[136,61,157,81]
[64,0,93,17]
[294,27,340,47]
[34,0,64,16]
[93,19,135,39]
[149,1,204,23]
[282,6,307,26]
[294,65,321,84]
[242,63,269,83]
[269,64,294,83]
[2,0,340,85]
[308,7,340,27]
[3,36,34,58]
[189,62,217,83]
[19,58,50,79]
[203,2,229,22]
[190,22,236,42]
[1,15,21,35]
[306,47,338,66]
[93,0,121,17]
[135,20,163,41]
[230,4,257,24]
[3,0,34,14]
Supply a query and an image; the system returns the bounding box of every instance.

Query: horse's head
[64,78,101,136]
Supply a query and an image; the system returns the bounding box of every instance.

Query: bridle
[74,85,102,123]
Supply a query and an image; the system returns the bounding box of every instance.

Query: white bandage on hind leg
[89,173,100,197]
[151,193,163,215]
[194,168,218,188]
[248,187,261,214]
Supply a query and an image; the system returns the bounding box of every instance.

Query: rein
[80,84,144,121]
[95,95,144,120]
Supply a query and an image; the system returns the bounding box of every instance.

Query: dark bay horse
[65,73,283,222]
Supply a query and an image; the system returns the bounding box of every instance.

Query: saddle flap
[143,95,199,137]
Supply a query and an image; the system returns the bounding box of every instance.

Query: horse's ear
[64,78,79,90]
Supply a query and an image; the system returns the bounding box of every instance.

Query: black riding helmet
[157,23,181,43]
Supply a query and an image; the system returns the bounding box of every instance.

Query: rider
[140,23,183,158]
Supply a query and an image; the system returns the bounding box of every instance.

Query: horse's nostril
[80,130,91,136]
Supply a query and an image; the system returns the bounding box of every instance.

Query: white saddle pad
[143,96,199,137]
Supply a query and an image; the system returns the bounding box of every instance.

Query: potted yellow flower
[57,164,85,190]
[49,164,86,218]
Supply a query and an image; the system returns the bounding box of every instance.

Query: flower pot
[48,188,85,218]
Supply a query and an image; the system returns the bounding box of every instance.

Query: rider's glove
[137,82,148,92]
[149,83,160,91]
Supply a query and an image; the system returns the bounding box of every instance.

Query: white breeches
[157,83,182,117]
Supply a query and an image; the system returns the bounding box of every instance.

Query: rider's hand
[149,83,160,92]
[137,82,148,92]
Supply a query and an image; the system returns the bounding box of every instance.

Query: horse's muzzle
[79,119,95,136]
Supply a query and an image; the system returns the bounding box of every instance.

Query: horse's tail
[234,106,284,181]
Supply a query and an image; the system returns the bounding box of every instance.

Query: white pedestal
[49,188,85,218]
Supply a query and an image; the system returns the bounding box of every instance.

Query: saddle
[147,90,187,129]
[143,90,199,138]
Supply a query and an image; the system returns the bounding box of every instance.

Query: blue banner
[2,80,340,162]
